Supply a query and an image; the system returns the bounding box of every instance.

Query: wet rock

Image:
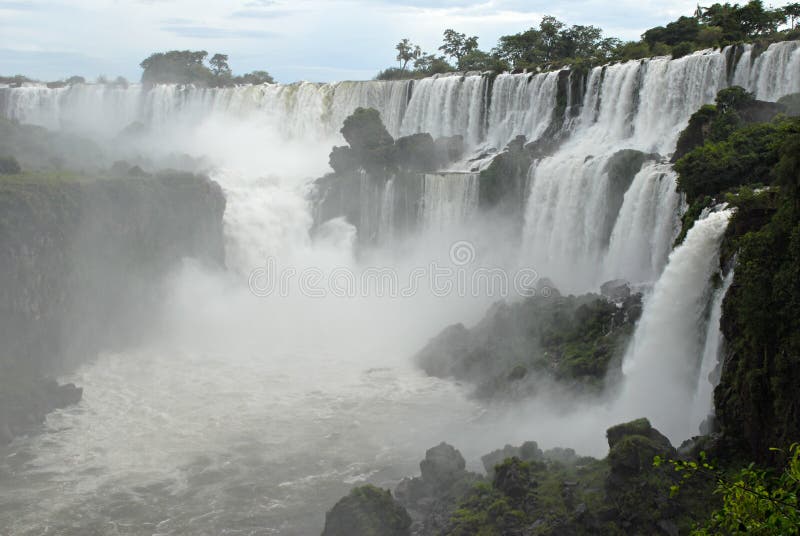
[419,443,466,490]
[395,443,480,536]
[600,279,631,302]
[322,485,411,536]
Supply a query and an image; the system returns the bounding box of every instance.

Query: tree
[538,15,565,62]
[785,3,800,28]
[65,75,85,85]
[643,16,700,47]
[658,445,800,535]
[140,50,212,85]
[209,53,231,77]
[235,70,274,84]
[438,29,479,64]
[457,50,505,72]
[395,39,421,71]
[414,54,453,75]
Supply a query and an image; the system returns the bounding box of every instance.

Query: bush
[671,41,695,59]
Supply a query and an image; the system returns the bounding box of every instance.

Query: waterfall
[486,70,561,149]
[379,177,396,242]
[520,49,731,292]
[602,163,681,285]
[1,41,796,157]
[618,209,732,442]
[691,269,735,431]
[737,41,800,101]
[399,74,488,148]
[420,172,479,231]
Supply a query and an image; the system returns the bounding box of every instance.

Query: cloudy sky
[0,0,705,83]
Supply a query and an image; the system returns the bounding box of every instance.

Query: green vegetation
[671,86,800,469]
[322,485,411,536]
[657,445,800,535]
[415,290,642,399]
[379,2,800,79]
[674,86,796,210]
[441,419,713,535]
[139,50,275,87]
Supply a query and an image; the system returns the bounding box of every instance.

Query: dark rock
[322,485,411,536]
[420,443,466,489]
[606,418,673,452]
[434,135,464,164]
[394,443,480,536]
[600,279,631,302]
[395,133,437,172]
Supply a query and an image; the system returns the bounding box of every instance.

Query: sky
[0,0,707,83]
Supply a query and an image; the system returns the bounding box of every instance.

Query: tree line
[139,51,274,87]
[379,1,800,80]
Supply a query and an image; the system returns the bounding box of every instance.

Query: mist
[1,35,799,535]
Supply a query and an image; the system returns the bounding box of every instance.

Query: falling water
[486,70,561,149]
[602,163,682,285]
[691,269,735,431]
[619,209,732,442]
[420,172,479,231]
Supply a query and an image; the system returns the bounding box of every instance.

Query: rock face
[394,443,481,535]
[312,108,469,245]
[0,171,226,445]
[322,485,411,536]
[415,291,643,399]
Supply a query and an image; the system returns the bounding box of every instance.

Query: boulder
[420,442,466,489]
[600,279,631,302]
[322,485,411,536]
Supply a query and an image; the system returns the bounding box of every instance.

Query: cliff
[0,170,226,444]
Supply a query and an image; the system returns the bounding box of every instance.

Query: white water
[618,210,733,442]
[602,164,682,285]
[486,71,561,149]
[421,172,480,232]
[691,269,735,429]
[1,40,798,534]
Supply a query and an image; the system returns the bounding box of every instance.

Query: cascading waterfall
[420,172,479,231]
[521,48,731,292]
[486,70,561,150]
[733,41,800,101]
[399,74,488,148]
[602,164,682,285]
[691,269,735,430]
[618,209,733,442]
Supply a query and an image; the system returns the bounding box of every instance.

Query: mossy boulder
[322,485,411,536]
[415,292,642,399]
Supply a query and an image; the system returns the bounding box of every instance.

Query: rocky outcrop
[415,290,643,399]
[312,108,469,245]
[326,418,719,536]
[0,170,226,445]
[322,485,412,536]
[478,135,532,225]
[395,443,481,535]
